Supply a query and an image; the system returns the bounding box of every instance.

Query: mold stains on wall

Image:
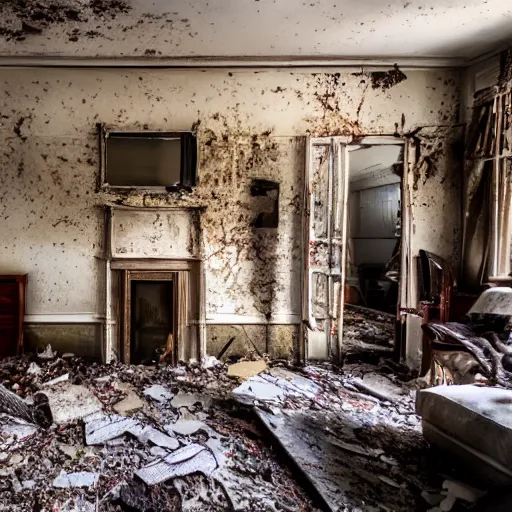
[0,0,131,41]
[307,73,366,137]
[408,126,463,191]
[188,112,302,321]
[12,114,32,141]
[407,126,464,272]
[369,64,408,91]
[409,130,446,190]
[99,109,302,322]
[0,68,460,324]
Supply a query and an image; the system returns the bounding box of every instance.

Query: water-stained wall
[0,66,461,358]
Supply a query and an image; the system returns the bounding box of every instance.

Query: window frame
[489,156,512,280]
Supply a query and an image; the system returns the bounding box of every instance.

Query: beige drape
[494,158,512,276]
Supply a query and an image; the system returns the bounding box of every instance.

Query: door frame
[301,135,409,364]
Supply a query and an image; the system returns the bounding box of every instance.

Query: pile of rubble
[0,348,317,511]
[0,346,495,512]
[228,359,497,511]
[342,305,395,360]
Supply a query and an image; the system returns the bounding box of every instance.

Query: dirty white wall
[350,183,400,266]
[461,55,500,123]
[0,66,461,358]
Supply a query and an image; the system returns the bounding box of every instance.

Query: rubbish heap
[0,345,496,512]
[0,348,316,511]
[342,306,395,359]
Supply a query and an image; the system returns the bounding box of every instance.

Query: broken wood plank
[0,384,52,428]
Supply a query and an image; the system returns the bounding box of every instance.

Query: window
[490,157,512,278]
[466,94,512,282]
[99,127,197,190]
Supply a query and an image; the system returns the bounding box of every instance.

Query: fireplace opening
[112,266,200,366]
[129,279,175,365]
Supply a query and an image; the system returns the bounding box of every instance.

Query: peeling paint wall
[0,66,461,357]
[405,126,464,311]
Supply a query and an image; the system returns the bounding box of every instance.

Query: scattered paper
[136,444,217,485]
[85,414,140,445]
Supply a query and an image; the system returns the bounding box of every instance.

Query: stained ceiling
[0,0,510,63]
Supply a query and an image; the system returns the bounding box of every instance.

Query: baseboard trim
[24,314,105,324]
[205,314,300,325]
[24,313,300,325]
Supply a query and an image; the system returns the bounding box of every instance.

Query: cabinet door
[0,284,18,314]
[0,313,18,358]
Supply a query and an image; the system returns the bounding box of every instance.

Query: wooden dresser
[0,274,27,358]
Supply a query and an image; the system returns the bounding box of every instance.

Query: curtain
[495,158,512,276]
[176,271,190,362]
[461,159,491,289]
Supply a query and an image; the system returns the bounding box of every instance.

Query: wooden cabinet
[0,274,27,358]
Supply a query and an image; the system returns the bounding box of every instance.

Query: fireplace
[125,272,176,365]
[105,206,204,364]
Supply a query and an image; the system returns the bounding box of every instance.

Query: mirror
[343,143,403,358]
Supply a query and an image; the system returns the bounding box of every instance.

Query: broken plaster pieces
[171,392,211,409]
[201,356,222,369]
[143,384,173,403]
[43,384,102,424]
[227,360,267,380]
[136,443,217,485]
[43,373,70,387]
[137,426,180,450]
[26,362,42,376]
[53,471,100,488]
[37,344,56,360]
[165,419,208,436]
[232,370,321,405]
[112,382,144,415]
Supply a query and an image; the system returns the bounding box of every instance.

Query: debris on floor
[227,359,267,380]
[0,347,502,511]
[0,351,317,511]
[343,305,395,361]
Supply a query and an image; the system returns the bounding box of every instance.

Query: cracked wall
[0,66,460,357]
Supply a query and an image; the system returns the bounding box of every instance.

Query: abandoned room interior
[2,0,512,510]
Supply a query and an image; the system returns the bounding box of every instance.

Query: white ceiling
[0,0,510,62]
[349,145,402,191]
